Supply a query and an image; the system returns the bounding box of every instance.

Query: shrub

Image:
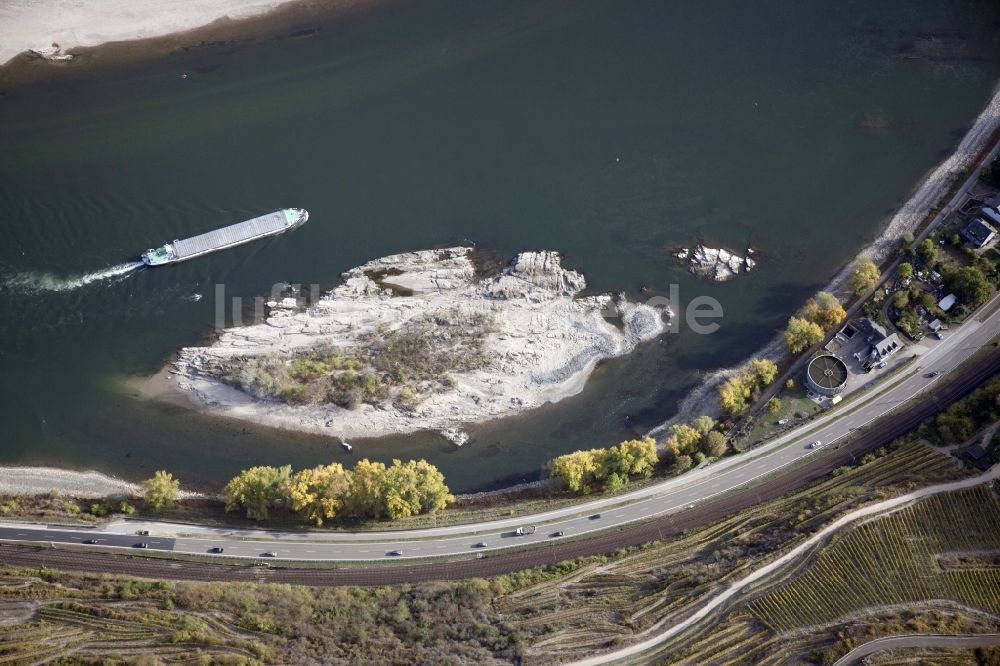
[142,471,180,512]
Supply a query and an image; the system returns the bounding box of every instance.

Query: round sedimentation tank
[805,354,848,396]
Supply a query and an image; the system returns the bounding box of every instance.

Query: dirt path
[833,632,1000,666]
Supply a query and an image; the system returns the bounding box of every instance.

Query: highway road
[2,295,999,563]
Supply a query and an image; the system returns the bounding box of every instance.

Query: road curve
[2,341,999,584]
[3,295,1000,564]
[2,292,999,563]
[833,633,1000,666]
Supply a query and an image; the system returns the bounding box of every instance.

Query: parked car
[934,331,944,340]
[136,530,150,536]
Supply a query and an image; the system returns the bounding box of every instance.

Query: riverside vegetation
[222,313,488,409]
[3,438,989,665]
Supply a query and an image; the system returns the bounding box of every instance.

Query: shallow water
[1,0,1000,492]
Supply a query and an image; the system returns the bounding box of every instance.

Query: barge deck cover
[172,210,292,260]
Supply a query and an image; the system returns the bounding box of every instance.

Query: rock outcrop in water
[676,245,756,282]
[174,247,670,443]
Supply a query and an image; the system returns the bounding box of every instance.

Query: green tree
[901,232,915,247]
[285,463,351,526]
[785,378,795,391]
[897,262,914,279]
[603,472,626,493]
[948,266,992,307]
[784,317,824,354]
[141,471,180,513]
[222,465,292,521]
[703,431,727,457]
[849,259,880,295]
[918,238,938,266]
[691,415,716,437]
[673,455,693,473]
[767,397,782,416]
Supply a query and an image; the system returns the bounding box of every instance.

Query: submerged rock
[676,244,756,282]
[440,428,469,446]
[174,247,670,440]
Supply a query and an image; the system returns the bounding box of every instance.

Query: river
[1,0,999,492]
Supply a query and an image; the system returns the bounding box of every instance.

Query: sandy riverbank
[0,0,383,86]
[164,248,669,442]
[0,466,200,499]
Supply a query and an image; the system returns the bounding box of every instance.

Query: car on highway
[388,549,403,557]
[260,551,278,558]
[133,542,149,549]
[808,440,824,449]
[82,539,99,544]
[551,531,564,537]
[208,547,224,554]
[925,371,940,378]
[473,541,488,548]
[589,513,601,520]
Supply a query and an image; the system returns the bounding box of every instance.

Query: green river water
[1,0,999,491]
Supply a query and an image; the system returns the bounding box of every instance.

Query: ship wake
[1,261,143,293]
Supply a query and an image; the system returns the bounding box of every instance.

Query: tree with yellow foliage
[343,458,388,519]
[718,376,751,416]
[665,424,703,455]
[606,437,658,477]
[804,291,846,331]
[222,465,292,521]
[285,463,350,526]
[784,316,824,354]
[141,471,180,513]
[849,258,880,295]
[747,358,778,386]
[549,450,600,493]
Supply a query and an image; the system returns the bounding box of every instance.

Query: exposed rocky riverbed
[172,248,669,443]
[675,245,756,282]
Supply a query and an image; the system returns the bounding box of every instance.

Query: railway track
[3,346,998,586]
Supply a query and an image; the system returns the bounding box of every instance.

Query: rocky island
[172,248,669,443]
[676,244,756,282]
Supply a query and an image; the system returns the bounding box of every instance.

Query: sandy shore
[0,0,307,66]
[0,0,385,87]
[0,466,194,499]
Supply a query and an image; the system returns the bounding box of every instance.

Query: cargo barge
[141,208,309,266]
